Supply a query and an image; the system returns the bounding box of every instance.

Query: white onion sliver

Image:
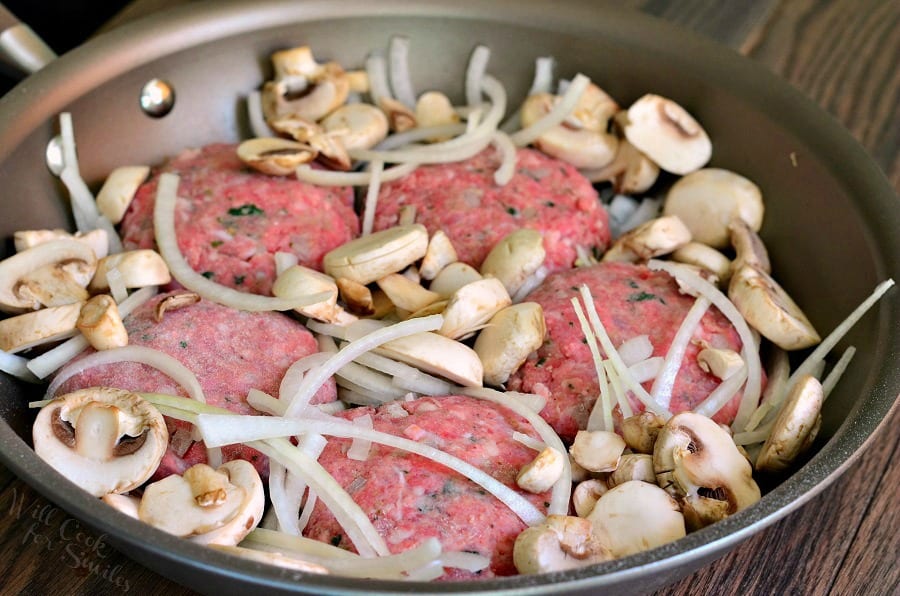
[465,45,490,107]
[512,431,545,452]
[198,413,544,526]
[247,388,286,416]
[317,401,347,415]
[490,131,517,186]
[352,350,453,396]
[572,297,613,432]
[279,352,333,412]
[629,356,664,384]
[460,386,568,518]
[105,266,127,303]
[0,350,40,383]
[154,173,331,312]
[603,360,633,419]
[246,528,358,561]
[822,346,856,399]
[361,160,384,236]
[27,286,158,379]
[405,562,445,582]
[365,51,392,108]
[506,391,547,414]
[95,215,123,255]
[274,251,298,276]
[577,287,671,418]
[338,387,386,407]
[376,123,467,151]
[650,297,711,409]
[732,427,769,446]
[693,365,749,417]
[743,348,790,432]
[297,489,318,533]
[500,55,556,132]
[337,362,407,401]
[296,162,417,187]
[45,345,206,405]
[619,335,654,366]
[647,260,762,429]
[269,461,301,535]
[306,318,387,342]
[388,36,416,108]
[283,315,443,418]
[509,73,590,147]
[438,551,491,573]
[247,91,275,138]
[59,167,97,233]
[347,414,374,461]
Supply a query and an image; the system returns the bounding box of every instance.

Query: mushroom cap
[620,411,666,454]
[375,331,483,387]
[33,387,168,497]
[587,480,686,558]
[602,214,692,263]
[429,262,483,299]
[236,137,317,176]
[572,478,609,518]
[272,264,345,323]
[0,238,97,313]
[756,375,824,473]
[516,446,566,493]
[323,224,428,285]
[96,166,150,224]
[623,94,711,175]
[609,454,656,487]
[513,515,611,574]
[671,242,732,283]
[419,230,458,281]
[474,302,546,386]
[376,272,442,313]
[438,277,511,340]
[480,229,547,298]
[728,264,820,350]
[0,301,83,353]
[90,249,171,292]
[321,103,389,152]
[653,412,760,530]
[14,228,108,259]
[139,460,264,546]
[569,430,626,473]
[728,219,771,274]
[582,139,660,195]
[663,168,764,248]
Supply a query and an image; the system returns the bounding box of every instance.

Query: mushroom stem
[73,402,121,461]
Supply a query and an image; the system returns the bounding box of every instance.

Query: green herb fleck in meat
[330,535,342,547]
[544,200,556,207]
[179,341,188,349]
[234,275,245,286]
[627,291,666,304]
[210,240,223,248]
[536,357,547,367]
[227,203,264,216]
[505,206,519,216]
[201,271,214,279]
[627,279,639,289]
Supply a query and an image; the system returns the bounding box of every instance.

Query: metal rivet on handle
[139,79,175,118]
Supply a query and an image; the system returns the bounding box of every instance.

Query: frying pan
[0,1,897,594]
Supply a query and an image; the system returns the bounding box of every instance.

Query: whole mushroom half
[33,387,168,497]
[623,94,711,175]
[513,514,611,574]
[0,238,97,313]
[653,412,760,530]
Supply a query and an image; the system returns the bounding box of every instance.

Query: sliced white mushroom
[521,87,619,170]
[376,273,441,313]
[14,228,109,259]
[620,412,666,454]
[439,278,511,340]
[569,430,626,473]
[428,262,483,299]
[587,481,686,558]
[273,265,355,324]
[101,493,141,519]
[671,242,732,283]
[623,94,711,175]
[581,138,660,194]
[15,262,90,308]
[513,515,611,574]
[336,277,375,316]
[321,103,389,151]
[262,47,350,123]
[608,454,656,487]
[375,331,483,386]
[415,91,460,140]
[480,229,547,299]
[95,166,150,224]
[77,294,128,351]
[729,219,771,274]
[697,347,745,380]
[89,250,171,293]
[0,302,83,353]
[653,412,760,530]
[602,215,692,263]
[756,375,824,473]
[517,446,566,493]
[728,264,820,350]
[237,137,316,177]
[323,224,428,285]
[404,299,449,320]
[473,302,546,386]
[33,387,168,497]
[419,231,458,281]
[572,478,609,518]
[663,168,764,248]
[154,292,201,323]
[0,239,97,313]
[138,460,264,546]
[378,97,417,132]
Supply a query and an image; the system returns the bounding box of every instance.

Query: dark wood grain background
[0,0,897,594]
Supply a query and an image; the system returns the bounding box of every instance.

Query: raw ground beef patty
[507,262,754,442]
[373,147,610,271]
[56,291,336,479]
[121,143,359,295]
[303,395,550,580]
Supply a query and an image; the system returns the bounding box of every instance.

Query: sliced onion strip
[388,36,416,108]
[295,162,417,187]
[692,365,749,418]
[247,91,275,137]
[509,73,590,147]
[465,45,490,107]
[361,160,384,236]
[347,414,374,461]
[572,297,613,432]
[105,266,127,303]
[822,346,856,400]
[365,51,392,108]
[629,356,664,384]
[619,335,654,366]
[0,350,40,383]
[490,131,517,186]
[650,296,711,409]
[154,173,331,312]
[376,124,466,150]
[603,360,634,419]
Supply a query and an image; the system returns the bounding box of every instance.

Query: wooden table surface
[1,1,897,594]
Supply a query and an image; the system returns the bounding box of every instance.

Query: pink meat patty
[373,147,609,271]
[120,143,359,295]
[56,292,336,479]
[507,262,755,442]
[303,395,550,580]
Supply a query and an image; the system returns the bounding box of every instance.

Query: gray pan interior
[0,1,897,594]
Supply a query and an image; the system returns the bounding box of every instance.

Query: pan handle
[0,3,56,75]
